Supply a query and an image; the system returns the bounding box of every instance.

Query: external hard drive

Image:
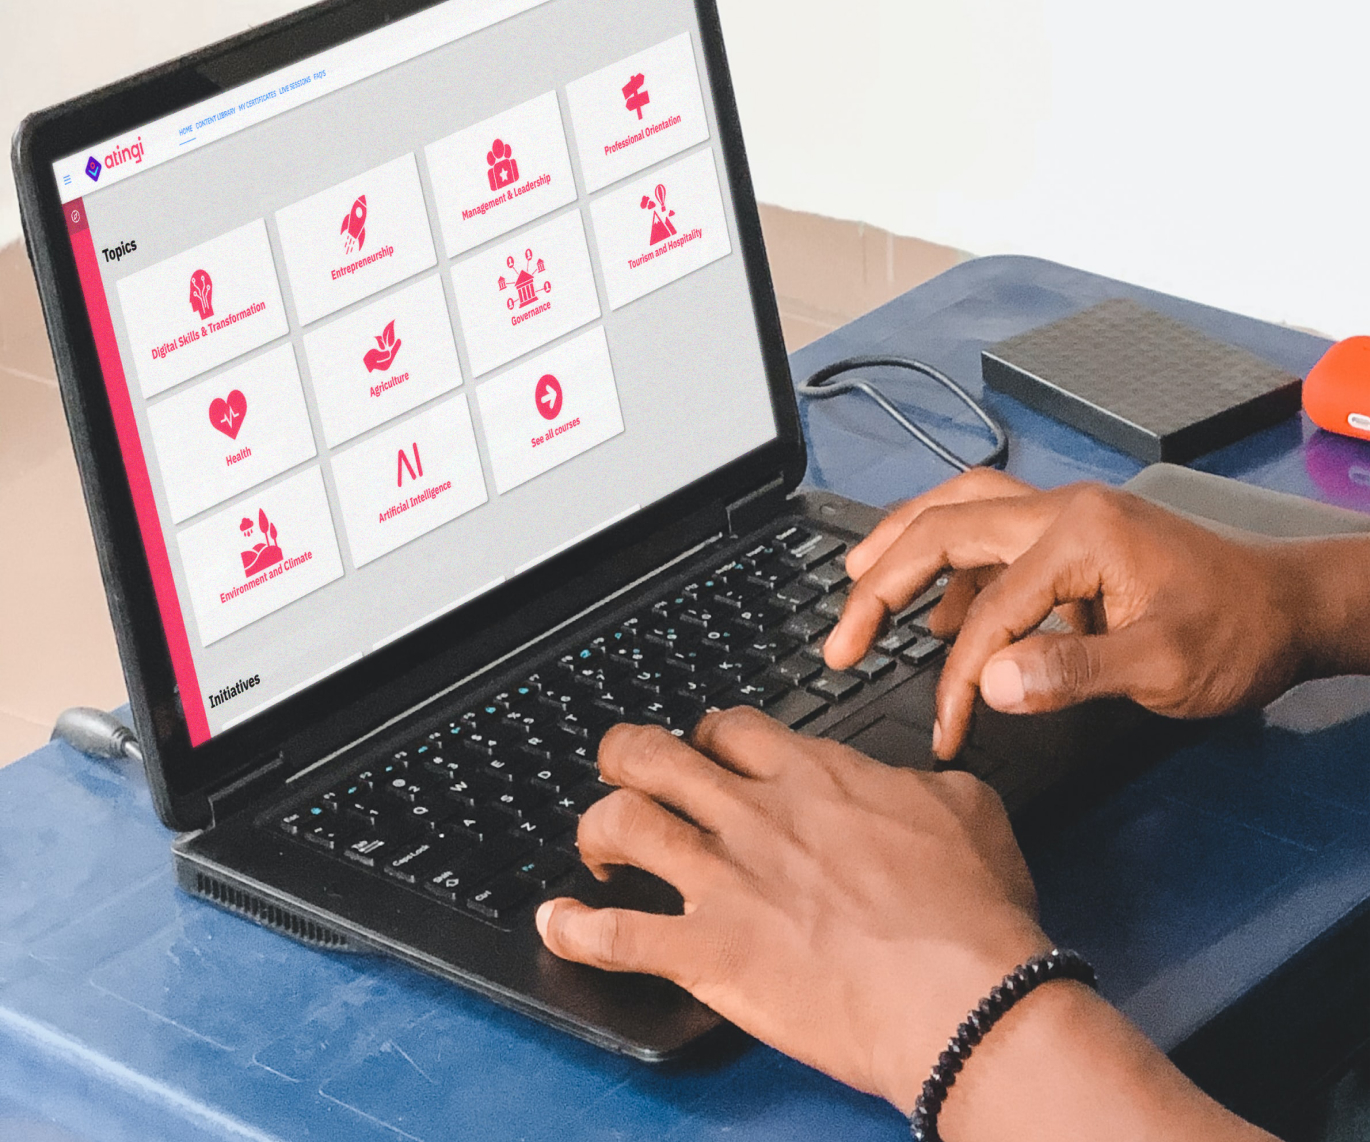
[981,298,1305,463]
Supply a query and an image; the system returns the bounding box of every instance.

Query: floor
[0,206,964,764]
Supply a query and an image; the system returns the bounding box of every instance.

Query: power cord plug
[52,708,143,764]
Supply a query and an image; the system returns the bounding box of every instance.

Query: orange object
[1304,336,1370,441]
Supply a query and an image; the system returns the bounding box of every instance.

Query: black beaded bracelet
[908,948,1098,1142]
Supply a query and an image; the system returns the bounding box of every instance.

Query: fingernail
[535,901,554,938]
[982,659,1026,708]
[932,719,942,752]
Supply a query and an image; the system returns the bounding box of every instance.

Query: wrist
[1273,536,1370,682]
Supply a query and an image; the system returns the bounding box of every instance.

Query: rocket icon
[341,195,367,254]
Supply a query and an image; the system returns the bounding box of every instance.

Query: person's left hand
[536,709,1050,1111]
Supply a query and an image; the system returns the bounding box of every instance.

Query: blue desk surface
[5,255,1370,1142]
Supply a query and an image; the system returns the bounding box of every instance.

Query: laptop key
[448,811,497,844]
[876,627,921,655]
[772,581,821,613]
[809,670,864,703]
[851,653,897,682]
[713,581,765,609]
[768,688,830,729]
[344,832,411,869]
[279,810,309,836]
[487,784,547,821]
[746,632,800,662]
[901,635,945,668]
[774,653,822,687]
[735,603,783,632]
[894,576,951,624]
[804,560,850,594]
[813,592,849,621]
[467,875,536,921]
[781,611,833,644]
[385,833,464,885]
[552,779,613,818]
[513,848,575,889]
[641,698,702,729]
[719,677,792,711]
[714,654,767,684]
[301,817,360,853]
[529,761,582,793]
[782,534,845,571]
[425,858,482,904]
[674,674,732,704]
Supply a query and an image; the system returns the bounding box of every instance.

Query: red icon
[341,195,367,255]
[363,320,402,373]
[535,374,563,421]
[240,509,283,577]
[641,183,677,246]
[623,73,650,120]
[499,249,551,311]
[397,442,423,487]
[189,269,214,319]
[487,139,519,192]
[208,389,247,440]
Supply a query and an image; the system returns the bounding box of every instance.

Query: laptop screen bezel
[12,0,804,832]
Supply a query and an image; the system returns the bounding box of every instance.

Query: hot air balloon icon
[642,184,677,246]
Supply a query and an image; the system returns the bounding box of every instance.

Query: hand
[536,710,1050,1111]
[823,470,1312,760]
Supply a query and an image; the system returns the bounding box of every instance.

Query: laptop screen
[49,0,778,746]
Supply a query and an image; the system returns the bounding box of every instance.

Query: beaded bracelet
[908,948,1098,1142]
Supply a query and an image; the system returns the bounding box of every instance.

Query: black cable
[797,355,1008,472]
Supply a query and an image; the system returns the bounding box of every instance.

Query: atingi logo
[88,136,146,182]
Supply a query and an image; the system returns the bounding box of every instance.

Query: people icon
[487,139,519,192]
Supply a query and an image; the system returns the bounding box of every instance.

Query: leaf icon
[259,509,269,536]
[269,522,278,544]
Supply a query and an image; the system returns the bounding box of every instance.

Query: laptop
[15,0,1143,1062]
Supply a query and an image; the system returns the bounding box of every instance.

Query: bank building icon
[499,249,551,310]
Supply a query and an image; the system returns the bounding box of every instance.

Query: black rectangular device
[13,0,1138,1061]
[981,298,1305,463]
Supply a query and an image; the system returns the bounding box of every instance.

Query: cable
[797,355,1008,473]
[51,707,143,764]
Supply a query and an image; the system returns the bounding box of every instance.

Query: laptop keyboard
[273,524,946,928]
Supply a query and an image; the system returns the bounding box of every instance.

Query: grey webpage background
[78,0,778,737]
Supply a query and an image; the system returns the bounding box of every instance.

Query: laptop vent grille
[194,873,352,950]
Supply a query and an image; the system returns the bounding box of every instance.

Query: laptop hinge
[725,477,789,537]
[207,752,286,828]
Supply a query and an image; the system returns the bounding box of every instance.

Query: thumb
[979,629,1146,713]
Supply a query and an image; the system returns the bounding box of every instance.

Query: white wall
[4,0,1367,338]
[716,0,1370,338]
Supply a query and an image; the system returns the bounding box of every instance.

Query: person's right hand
[823,470,1325,760]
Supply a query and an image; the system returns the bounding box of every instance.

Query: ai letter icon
[189,269,214,319]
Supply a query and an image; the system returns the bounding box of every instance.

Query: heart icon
[209,390,248,440]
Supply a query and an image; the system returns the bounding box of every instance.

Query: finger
[933,527,1104,758]
[978,625,1167,715]
[598,723,744,831]
[690,706,801,780]
[826,492,1068,670]
[536,898,686,977]
[846,468,1035,581]
[577,788,719,896]
[923,567,1001,638]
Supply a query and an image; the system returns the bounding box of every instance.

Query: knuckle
[1041,636,1097,694]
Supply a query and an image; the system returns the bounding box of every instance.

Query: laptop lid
[13,0,802,831]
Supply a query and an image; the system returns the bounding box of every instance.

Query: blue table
[4,255,1368,1141]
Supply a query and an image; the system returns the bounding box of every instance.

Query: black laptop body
[13,0,1135,1061]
